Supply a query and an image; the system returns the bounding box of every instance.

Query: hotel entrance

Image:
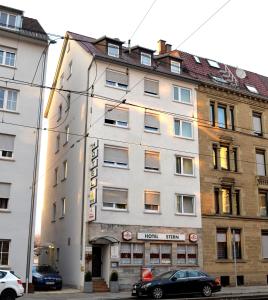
[92,246,102,277]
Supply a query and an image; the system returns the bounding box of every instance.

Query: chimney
[157,39,166,54]
[165,43,172,52]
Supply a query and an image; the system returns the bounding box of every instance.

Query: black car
[32,265,62,290]
[132,270,221,299]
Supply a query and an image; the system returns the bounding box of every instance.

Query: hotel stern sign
[137,232,186,241]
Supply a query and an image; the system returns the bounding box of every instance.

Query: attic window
[212,76,227,84]
[108,43,119,58]
[245,85,258,94]
[141,52,151,66]
[207,59,220,69]
[171,61,181,74]
[194,56,201,64]
[0,11,17,29]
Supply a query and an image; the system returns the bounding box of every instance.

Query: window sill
[144,92,160,99]
[144,129,160,135]
[0,64,17,70]
[144,169,161,174]
[0,157,15,162]
[101,208,129,213]
[175,213,196,217]
[172,100,193,106]
[104,123,129,130]
[143,210,161,215]
[174,173,195,178]
[105,84,128,92]
[0,109,19,114]
[174,135,194,141]
[103,164,129,170]
[0,209,11,213]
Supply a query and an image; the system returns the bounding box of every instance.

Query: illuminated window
[220,146,229,170]
[108,43,119,58]
[221,187,232,214]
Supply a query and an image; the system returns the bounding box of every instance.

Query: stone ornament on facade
[122,230,132,241]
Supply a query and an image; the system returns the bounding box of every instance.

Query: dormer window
[194,56,201,64]
[108,43,119,58]
[0,11,17,29]
[245,84,258,94]
[212,76,227,84]
[141,52,151,66]
[207,59,220,68]
[171,61,181,74]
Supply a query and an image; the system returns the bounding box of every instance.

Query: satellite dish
[235,68,246,79]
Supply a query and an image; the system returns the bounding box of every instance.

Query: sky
[2,0,268,234]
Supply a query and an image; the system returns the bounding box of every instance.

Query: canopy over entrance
[90,236,119,244]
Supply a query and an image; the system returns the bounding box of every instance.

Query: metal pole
[232,229,237,287]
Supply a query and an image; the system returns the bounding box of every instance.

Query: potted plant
[109,270,119,293]
[84,271,93,293]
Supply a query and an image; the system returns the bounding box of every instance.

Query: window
[213,144,238,172]
[120,243,144,265]
[0,88,17,111]
[61,198,66,218]
[177,244,198,265]
[144,151,160,171]
[102,187,128,210]
[0,49,16,67]
[194,56,201,63]
[54,168,58,186]
[108,43,119,58]
[221,187,232,214]
[175,156,194,175]
[230,107,235,131]
[106,69,128,89]
[256,150,266,176]
[217,229,227,259]
[60,73,64,88]
[0,134,15,159]
[212,76,227,84]
[207,59,220,68]
[173,86,191,104]
[0,240,9,265]
[210,102,215,126]
[144,191,160,212]
[218,106,227,128]
[141,52,151,66]
[144,112,160,132]
[214,187,239,215]
[144,78,159,96]
[64,125,69,144]
[246,85,258,94]
[150,244,171,264]
[62,161,67,180]
[176,194,195,214]
[253,112,262,136]
[212,144,218,169]
[66,93,71,111]
[174,119,193,138]
[259,191,268,217]
[232,148,238,172]
[104,145,128,168]
[220,145,229,170]
[170,61,181,74]
[234,190,240,216]
[214,188,220,214]
[104,105,128,127]
[52,203,56,221]
[56,134,60,153]
[261,231,268,259]
[0,183,10,210]
[0,11,17,28]
[232,229,241,259]
[57,104,62,121]
[67,61,72,78]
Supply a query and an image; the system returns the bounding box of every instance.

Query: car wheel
[1,290,16,300]
[151,287,164,299]
[202,284,212,297]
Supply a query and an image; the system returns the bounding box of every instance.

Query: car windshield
[154,271,175,280]
[34,266,56,273]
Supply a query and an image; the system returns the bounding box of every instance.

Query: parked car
[32,265,62,290]
[132,270,221,299]
[0,270,24,300]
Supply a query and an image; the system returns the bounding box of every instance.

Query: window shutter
[103,188,128,204]
[145,151,159,169]
[256,152,265,176]
[105,105,128,122]
[104,146,128,164]
[0,183,11,198]
[144,113,159,129]
[145,192,160,205]
[106,69,128,86]
[0,134,15,151]
[262,233,268,258]
[144,79,159,95]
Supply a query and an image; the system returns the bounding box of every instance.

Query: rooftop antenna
[235,68,246,79]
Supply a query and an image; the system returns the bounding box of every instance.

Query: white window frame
[173,85,192,104]
[141,52,151,66]
[252,112,262,136]
[61,198,66,218]
[170,61,181,74]
[0,134,15,160]
[144,191,160,213]
[108,43,119,58]
[174,119,193,139]
[207,59,220,68]
[176,194,195,215]
[62,160,68,180]
[0,49,16,67]
[0,88,18,112]
[175,156,194,176]
[0,240,10,266]
[0,12,17,29]
[103,145,128,168]
[246,84,258,94]
[102,187,128,211]
[104,105,129,128]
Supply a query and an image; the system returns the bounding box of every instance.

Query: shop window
[220,276,230,286]
[237,275,244,286]
[120,243,144,265]
[177,244,198,265]
[150,244,171,264]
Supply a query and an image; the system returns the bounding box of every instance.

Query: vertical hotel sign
[88,140,98,222]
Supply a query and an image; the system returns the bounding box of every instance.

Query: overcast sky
[2,0,268,233]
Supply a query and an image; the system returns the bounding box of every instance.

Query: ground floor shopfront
[86,223,202,289]
[202,216,268,286]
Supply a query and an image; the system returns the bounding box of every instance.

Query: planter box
[109,281,119,293]
[84,281,93,293]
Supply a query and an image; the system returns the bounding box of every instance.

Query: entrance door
[92,246,102,277]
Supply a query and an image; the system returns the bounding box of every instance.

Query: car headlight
[142,282,152,289]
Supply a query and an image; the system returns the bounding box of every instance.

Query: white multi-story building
[41,33,201,289]
[0,5,47,288]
